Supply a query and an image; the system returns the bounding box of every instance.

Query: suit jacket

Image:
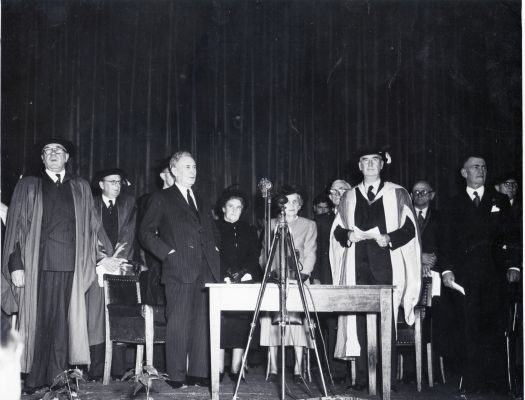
[440,187,514,287]
[139,185,220,284]
[312,213,335,284]
[94,193,136,259]
[417,207,440,255]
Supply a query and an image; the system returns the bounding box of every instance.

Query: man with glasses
[330,148,421,393]
[1,139,99,393]
[311,179,351,384]
[440,155,519,396]
[85,168,137,381]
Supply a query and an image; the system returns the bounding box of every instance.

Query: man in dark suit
[139,151,220,389]
[312,179,351,384]
[440,155,520,396]
[85,168,136,380]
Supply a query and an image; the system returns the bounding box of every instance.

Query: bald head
[411,180,435,209]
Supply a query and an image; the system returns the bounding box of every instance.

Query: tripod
[232,206,328,400]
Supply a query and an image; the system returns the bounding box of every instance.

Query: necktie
[187,189,199,217]
[108,199,114,215]
[55,174,61,188]
[367,185,375,202]
[418,210,425,229]
[473,191,480,207]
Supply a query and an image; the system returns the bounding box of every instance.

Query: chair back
[103,274,141,306]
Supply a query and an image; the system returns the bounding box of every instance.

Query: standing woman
[216,189,262,381]
[260,185,317,383]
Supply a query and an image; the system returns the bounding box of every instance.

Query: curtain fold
[2,0,521,220]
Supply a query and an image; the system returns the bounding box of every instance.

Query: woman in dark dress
[216,189,261,382]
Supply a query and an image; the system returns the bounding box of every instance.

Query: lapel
[168,185,200,222]
[116,195,127,233]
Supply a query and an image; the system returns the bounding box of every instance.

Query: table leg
[209,291,221,400]
[367,313,377,396]
[380,289,392,400]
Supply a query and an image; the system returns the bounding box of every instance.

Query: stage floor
[22,364,516,400]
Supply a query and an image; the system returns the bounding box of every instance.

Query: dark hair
[313,192,332,207]
[216,186,249,217]
[275,184,305,207]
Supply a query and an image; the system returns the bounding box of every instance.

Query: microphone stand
[232,193,327,400]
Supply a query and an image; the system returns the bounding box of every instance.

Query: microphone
[258,178,272,198]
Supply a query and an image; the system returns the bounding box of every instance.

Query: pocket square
[491,205,500,212]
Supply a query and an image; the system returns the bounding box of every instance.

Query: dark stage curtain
[2,0,521,219]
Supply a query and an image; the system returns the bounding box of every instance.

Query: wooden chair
[102,274,166,385]
[396,277,433,391]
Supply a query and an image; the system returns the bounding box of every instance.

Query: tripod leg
[285,233,328,396]
[232,229,281,399]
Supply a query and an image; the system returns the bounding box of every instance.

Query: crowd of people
[0,138,522,399]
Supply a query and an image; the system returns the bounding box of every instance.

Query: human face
[497,179,518,200]
[313,201,330,215]
[160,167,175,189]
[99,174,122,199]
[328,180,351,206]
[411,182,435,209]
[222,198,243,223]
[171,155,196,188]
[284,193,302,218]
[358,154,384,180]
[461,157,486,189]
[41,143,69,172]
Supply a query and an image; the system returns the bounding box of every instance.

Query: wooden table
[206,283,393,400]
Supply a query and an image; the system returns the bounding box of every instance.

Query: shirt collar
[175,181,194,201]
[45,169,65,182]
[415,206,429,218]
[101,194,117,208]
[363,179,381,194]
[466,185,484,200]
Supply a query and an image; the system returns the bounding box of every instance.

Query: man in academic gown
[1,139,99,393]
[330,148,421,391]
[85,168,136,380]
[139,151,220,389]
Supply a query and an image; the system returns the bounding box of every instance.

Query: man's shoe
[229,372,244,382]
[166,379,185,389]
[22,385,47,395]
[186,376,209,387]
[267,373,278,383]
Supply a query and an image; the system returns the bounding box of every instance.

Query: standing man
[311,179,351,384]
[1,139,98,393]
[139,151,220,389]
[330,148,421,391]
[86,168,136,380]
[440,156,519,395]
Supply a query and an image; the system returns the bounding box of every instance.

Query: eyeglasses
[42,147,66,156]
[412,190,433,197]
[329,188,347,196]
[502,181,518,188]
[104,180,122,186]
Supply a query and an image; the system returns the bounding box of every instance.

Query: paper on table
[353,226,382,241]
[431,270,441,297]
[450,281,466,295]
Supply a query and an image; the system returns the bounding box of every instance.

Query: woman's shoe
[293,374,302,384]
[267,373,278,383]
[229,372,245,382]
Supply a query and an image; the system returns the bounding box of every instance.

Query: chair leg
[350,358,356,386]
[144,305,154,367]
[397,354,403,381]
[427,342,433,387]
[305,348,311,382]
[415,309,422,392]
[103,340,113,385]
[439,356,446,383]
[135,344,144,381]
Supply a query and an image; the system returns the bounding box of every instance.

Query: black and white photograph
[1,1,522,400]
